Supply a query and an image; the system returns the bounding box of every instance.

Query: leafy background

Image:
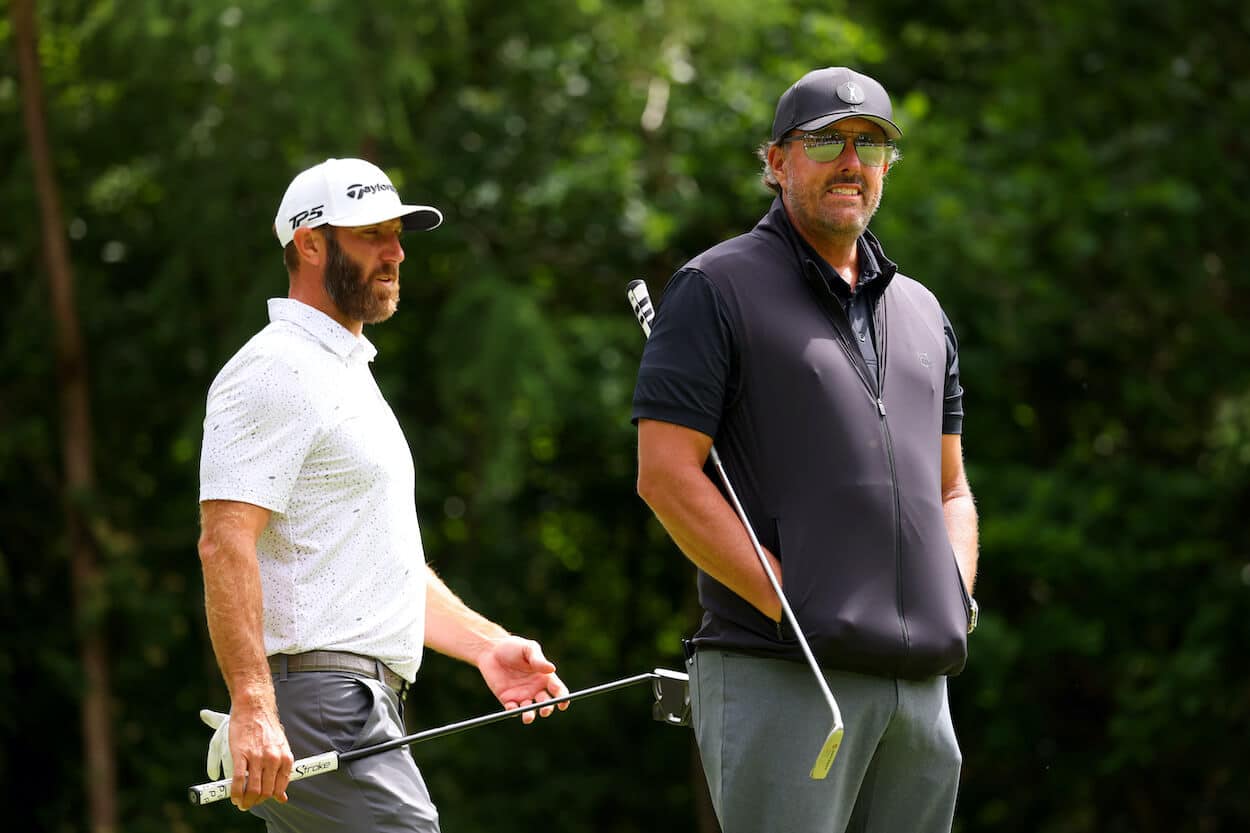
[2,1,1247,831]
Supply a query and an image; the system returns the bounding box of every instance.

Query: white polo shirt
[200,298,426,682]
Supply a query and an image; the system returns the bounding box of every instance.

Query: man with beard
[197,158,568,832]
[632,68,980,832]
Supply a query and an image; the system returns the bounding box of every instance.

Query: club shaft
[708,447,842,726]
[342,671,658,761]
[189,672,662,805]
[627,279,842,730]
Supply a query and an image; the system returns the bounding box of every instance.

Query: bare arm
[423,565,512,663]
[636,418,782,621]
[198,499,293,809]
[941,434,979,595]
[424,566,568,722]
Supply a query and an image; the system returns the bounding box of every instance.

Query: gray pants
[691,650,961,833]
[251,671,440,833]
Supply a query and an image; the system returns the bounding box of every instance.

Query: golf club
[189,667,690,806]
[627,278,844,779]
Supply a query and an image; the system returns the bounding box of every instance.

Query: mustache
[827,174,865,189]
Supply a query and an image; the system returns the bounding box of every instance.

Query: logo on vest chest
[918,351,931,368]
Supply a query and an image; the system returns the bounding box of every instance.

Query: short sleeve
[199,353,321,512]
[941,309,965,435]
[631,268,735,438]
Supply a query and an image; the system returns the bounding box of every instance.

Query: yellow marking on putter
[811,726,844,779]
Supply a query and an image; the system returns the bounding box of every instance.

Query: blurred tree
[10,0,116,829]
[0,1,1247,832]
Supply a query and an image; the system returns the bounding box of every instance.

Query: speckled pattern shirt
[200,298,427,682]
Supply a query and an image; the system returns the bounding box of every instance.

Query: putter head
[809,724,844,780]
[651,668,691,727]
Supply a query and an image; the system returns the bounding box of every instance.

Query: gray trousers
[691,650,961,833]
[251,671,440,833]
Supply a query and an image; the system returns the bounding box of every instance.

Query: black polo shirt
[634,221,965,439]
[632,198,975,677]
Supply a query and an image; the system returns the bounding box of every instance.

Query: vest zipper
[808,271,911,664]
[879,407,911,669]
[874,300,910,668]
[807,279,878,403]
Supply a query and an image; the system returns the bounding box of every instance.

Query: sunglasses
[785,130,897,167]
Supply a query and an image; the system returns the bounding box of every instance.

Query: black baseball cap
[771,67,902,142]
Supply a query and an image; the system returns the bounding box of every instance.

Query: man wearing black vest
[632,67,980,833]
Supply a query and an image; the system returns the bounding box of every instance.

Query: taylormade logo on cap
[273,158,444,247]
[345,182,398,200]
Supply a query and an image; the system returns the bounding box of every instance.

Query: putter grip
[626,279,655,337]
[187,751,339,805]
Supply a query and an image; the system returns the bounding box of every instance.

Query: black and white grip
[626,279,655,338]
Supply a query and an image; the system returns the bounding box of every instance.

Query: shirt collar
[760,197,897,298]
[267,298,378,364]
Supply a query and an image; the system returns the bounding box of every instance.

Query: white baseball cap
[273,157,443,247]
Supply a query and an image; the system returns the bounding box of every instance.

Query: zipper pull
[877,398,886,417]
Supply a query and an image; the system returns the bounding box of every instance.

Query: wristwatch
[967,597,979,634]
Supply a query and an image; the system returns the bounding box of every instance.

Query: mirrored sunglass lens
[803,139,846,162]
[856,143,889,166]
[801,136,891,166]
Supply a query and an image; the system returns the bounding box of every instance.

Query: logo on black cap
[837,82,865,105]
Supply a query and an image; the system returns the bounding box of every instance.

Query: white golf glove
[199,708,234,780]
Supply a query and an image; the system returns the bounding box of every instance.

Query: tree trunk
[11,2,117,830]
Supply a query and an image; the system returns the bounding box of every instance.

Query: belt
[269,651,407,694]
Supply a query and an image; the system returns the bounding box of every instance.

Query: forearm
[943,492,979,595]
[423,566,510,665]
[639,464,782,621]
[199,525,273,708]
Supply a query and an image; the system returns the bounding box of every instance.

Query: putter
[627,278,844,779]
[189,667,690,806]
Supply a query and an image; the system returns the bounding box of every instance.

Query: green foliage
[2,0,1248,831]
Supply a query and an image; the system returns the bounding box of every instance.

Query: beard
[322,230,399,325]
[786,173,883,240]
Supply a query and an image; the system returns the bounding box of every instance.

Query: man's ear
[766,143,788,192]
[292,226,327,267]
